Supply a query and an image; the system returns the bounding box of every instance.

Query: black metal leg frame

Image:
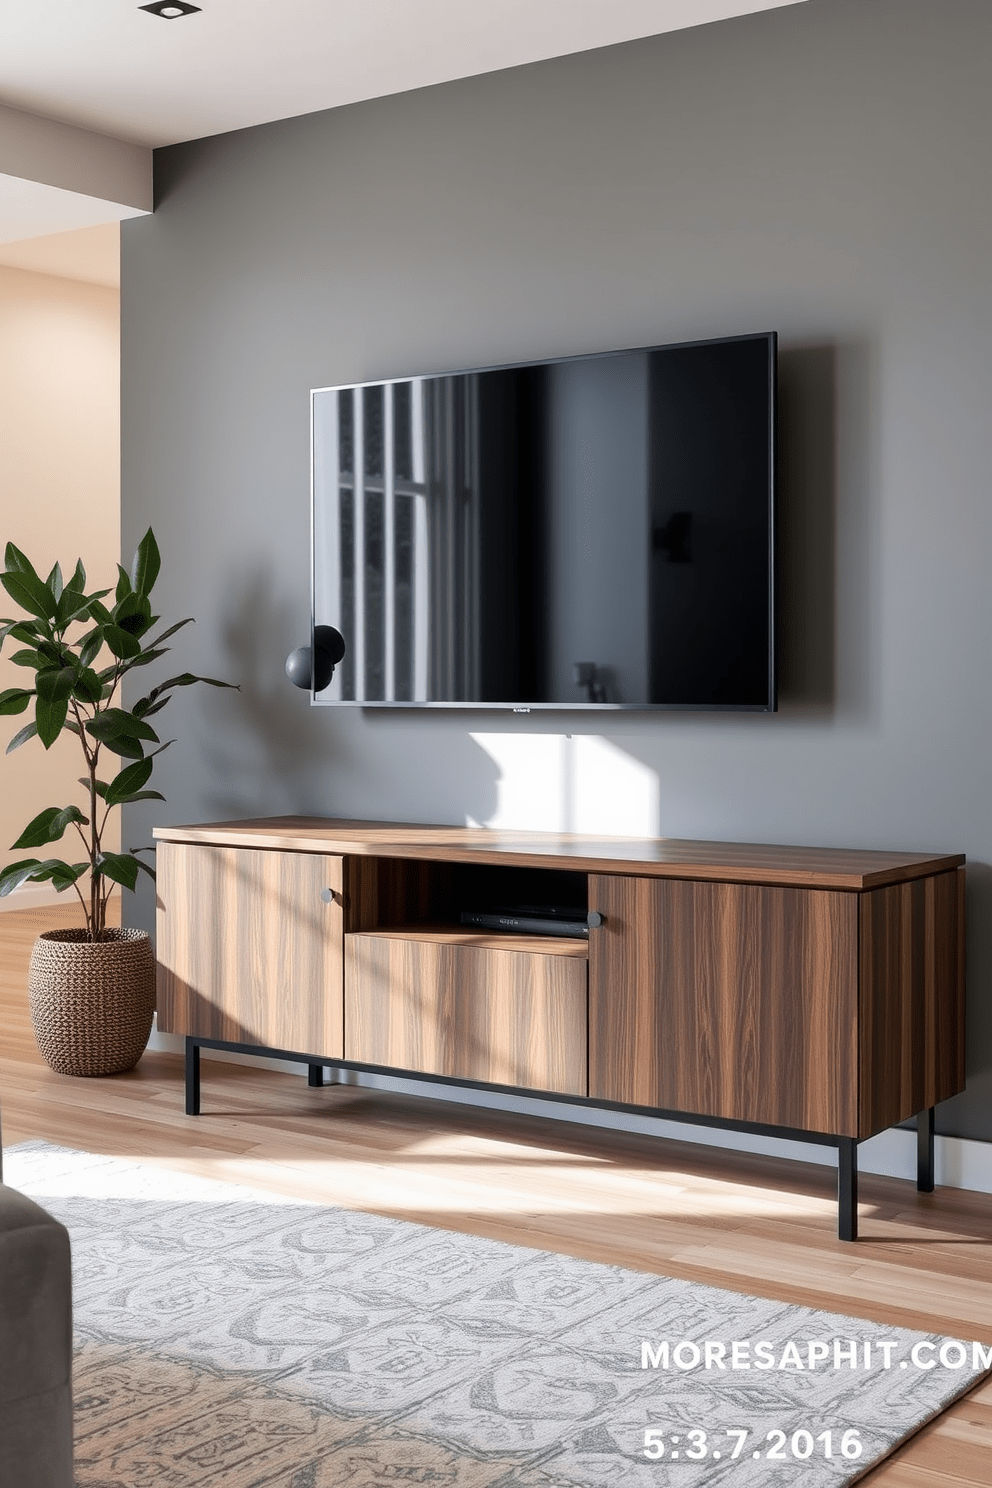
[835,1107,937,1242]
[837,1137,858,1243]
[184,1038,200,1117]
[182,1037,936,1244]
[918,1105,936,1193]
[185,1035,326,1112]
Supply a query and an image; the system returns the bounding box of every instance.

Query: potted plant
[0,529,233,1076]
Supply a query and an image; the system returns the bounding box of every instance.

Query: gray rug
[6,1140,988,1487]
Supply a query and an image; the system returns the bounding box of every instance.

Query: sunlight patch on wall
[467,733,659,836]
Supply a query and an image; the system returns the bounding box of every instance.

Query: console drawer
[345,930,588,1096]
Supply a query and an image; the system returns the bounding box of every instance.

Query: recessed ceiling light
[139,1,201,17]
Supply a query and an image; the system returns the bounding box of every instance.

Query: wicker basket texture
[28,928,156,1078]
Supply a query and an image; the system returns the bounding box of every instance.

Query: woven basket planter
[28,928,156,1078]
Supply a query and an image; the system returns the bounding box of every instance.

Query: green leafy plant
[0,528,234,939]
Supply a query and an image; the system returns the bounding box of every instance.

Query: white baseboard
[146,1020,992,1197]
[0,883,121,913]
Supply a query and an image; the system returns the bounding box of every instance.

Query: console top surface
[153,817,964,890]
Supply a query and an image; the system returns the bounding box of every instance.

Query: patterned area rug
[6,1141,988,1488]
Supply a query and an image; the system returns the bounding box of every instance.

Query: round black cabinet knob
[285,646,313,689]
[285,626,347,691]
[586,911,605,929]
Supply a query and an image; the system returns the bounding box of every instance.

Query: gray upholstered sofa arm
[0,1180,74,1487]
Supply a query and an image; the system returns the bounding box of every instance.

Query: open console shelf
[154,817,966,1242]
[344,854,588,932]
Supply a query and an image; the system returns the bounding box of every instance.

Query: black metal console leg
[308,1064,324,1088]
[838,1138,858,1242]
[917,1106,935,1193]
[185,1038,201,1116]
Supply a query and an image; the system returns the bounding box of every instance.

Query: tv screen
[311,331,776,710]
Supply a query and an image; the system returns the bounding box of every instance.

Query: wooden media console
[154,818,966,1241]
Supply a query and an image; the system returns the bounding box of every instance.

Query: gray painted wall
[121,0,992,1141]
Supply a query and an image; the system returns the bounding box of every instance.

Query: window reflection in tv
[311,332,776,710]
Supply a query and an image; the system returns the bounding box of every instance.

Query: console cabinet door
[588,875,858,1137]
[157,842,345,1058]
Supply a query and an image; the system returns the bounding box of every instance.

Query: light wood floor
[3,901,992,1484]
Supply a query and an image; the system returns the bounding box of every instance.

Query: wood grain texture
[153,817,964,890]
[859,869,967,1136]
[357,926,588,956]
[4,900,992,1488]
[343,856,457,932]
[156,842,345,1058]
[588,875,859,1135]
[345,931,588,1095]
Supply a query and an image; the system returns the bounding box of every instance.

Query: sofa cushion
[0,1180,74,1485]
[0,1184,72,1405]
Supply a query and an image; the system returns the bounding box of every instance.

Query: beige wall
[0,263,120,886]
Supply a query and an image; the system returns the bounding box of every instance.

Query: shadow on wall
[776,342,838,716]
[200,567,503,827]
[200,567,338,820]
[777,338,878,723]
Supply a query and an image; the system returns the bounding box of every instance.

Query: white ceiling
[0,0,807,276]
[0,0,807,149]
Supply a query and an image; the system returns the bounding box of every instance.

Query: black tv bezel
[310,329,777,713]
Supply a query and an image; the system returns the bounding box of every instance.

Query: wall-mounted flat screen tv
[311,330,776,710]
